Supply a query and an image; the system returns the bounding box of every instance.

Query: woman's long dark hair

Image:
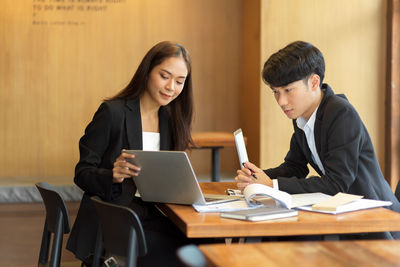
[107,41,193,151]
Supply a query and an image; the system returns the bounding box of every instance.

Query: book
[311,192,363,211]
[243,183,331,209]
[299,198,392,214]
[220,206,298,221]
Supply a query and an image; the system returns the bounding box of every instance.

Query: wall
[1,0,389,181]
[241,0,261,166]
[0,0,242,179]
[259,0,387,175]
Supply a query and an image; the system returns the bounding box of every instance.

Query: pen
[242,163,257,179]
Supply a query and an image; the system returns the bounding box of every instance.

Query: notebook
[124,150,237,205]
[220,206,298,221]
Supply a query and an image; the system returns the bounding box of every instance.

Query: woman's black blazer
[66,97,174,261]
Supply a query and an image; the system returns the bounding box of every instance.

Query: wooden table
[157,182,400,239]
[191,132,240,182]
[198,240,400,267]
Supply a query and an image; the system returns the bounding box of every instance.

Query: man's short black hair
[262,41,325,87]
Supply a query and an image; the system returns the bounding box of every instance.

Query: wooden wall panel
[241,0,261,166]
[260,0,387,177]
[386,0,400,189]
[0,0,242,179]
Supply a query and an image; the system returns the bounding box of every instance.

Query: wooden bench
[191,132,245,182]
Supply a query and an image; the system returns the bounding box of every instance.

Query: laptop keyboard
[205,197,224,202]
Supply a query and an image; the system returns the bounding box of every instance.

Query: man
[235,41,400,238]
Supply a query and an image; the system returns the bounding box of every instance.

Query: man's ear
[310,74,320,90]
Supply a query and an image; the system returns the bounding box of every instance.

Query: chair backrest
[35,182,71,267]
[36,182,71,233]
[176,244,207,267]
[91,196,147,266]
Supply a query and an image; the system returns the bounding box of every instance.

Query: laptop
[124,150,237,205]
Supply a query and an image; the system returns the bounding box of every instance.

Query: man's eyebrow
[160,69,186,79]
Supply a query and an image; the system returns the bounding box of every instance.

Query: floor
[0,201,80,267]
[0,175,234,266]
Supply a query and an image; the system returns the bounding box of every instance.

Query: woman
[66,41,194,266]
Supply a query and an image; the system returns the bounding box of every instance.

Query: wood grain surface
[158,182,400,238]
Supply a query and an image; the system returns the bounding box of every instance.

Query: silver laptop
[124,150,235,205]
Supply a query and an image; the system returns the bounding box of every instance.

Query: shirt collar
[296,106,319,131]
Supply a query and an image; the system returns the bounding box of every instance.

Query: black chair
[176,244,207,267]
[91,196,147,267]
[35,182,71,267]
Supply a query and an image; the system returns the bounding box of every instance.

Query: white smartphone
[233,128,249,167]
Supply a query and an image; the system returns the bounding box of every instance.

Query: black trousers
[137,210,189,267]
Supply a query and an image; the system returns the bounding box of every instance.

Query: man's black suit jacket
[66,98,174,261]
[265,84,400,213]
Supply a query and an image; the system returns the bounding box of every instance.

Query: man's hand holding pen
[234,161,273,191]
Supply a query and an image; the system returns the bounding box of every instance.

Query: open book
[244,184,393,214]
[243,183,330,209]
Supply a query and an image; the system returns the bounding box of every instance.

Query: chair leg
[49,212,64,267]
[93,224,104,267]
[125,229,138,267]
[38,219,51,264]
[211,148,221,182]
